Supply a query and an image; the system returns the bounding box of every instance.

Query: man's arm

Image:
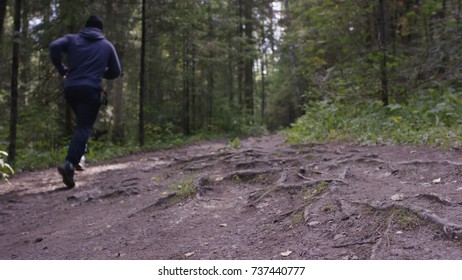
[103,44,122,80]
[49,36,69,77]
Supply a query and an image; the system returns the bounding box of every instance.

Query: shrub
[0,151,14,181]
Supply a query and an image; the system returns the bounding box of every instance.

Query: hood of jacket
[79,27,105,40]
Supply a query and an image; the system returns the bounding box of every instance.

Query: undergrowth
[285,87,462,147]
[3,122,267,174]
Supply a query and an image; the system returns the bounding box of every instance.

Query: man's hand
[61,66,68,79]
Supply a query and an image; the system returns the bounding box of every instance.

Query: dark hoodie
[49,27,121,89]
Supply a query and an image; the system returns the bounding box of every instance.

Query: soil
[1,133,462,260]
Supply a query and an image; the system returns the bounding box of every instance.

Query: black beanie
[85,15,104,30]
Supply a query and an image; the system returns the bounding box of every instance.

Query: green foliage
[0,151,14,181]
[285,87,462,147]
[169,177,196,200]
[228,137,240,149]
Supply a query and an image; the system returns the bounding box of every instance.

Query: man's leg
[75,144,88,171]
[59,86,101,188]
[65,86,101,165]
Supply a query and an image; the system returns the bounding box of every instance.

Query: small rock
[432,178,442,184]
[34,237,43,243]
[307,221,320,227]
[334,234,346,240]
[185,252,195,257]
[391,194,404,201]
[395,231,403,235]
[280,250,292,257]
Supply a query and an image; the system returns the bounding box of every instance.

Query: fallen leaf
[280,250,292,257]
[185,252,195,257]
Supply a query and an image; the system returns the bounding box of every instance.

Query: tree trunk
[105,0,126,144]
[379,0,389,106]
[259,6,268,125]
[191,41,196,132]
[182,27,191,136]
[227,0,235,113]
[0,0,6,44]
[112,53,125,143]
[438,0,448,74]
[0,0,7,92]
[243,0,254,121]
[207,1,214,131]
[139,0,146,146]
[284,0,303,116]
[20,1,29,107]
[8,0,21,165]
[237,0,243,112]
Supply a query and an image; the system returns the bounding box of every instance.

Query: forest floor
[1,133,462,260]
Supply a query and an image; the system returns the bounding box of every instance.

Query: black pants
[64,86,101,165]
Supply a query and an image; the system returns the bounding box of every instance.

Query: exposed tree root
[223,168,281,181]
[234,160,272,169]
[332,239,377,248]
[128,175,211,218]
[397,159,462,166]
[273,172,348,191]
[415,193,454,206]
[351,200,462,241]
[370,213,395,259]
[174,151,233,165]
[248,170,288,206]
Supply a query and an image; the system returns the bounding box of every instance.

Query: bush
[285,88,462,147]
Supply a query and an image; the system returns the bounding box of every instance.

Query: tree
[0,0,7,93]
[8,0,21,165]
[0,0,6,43]
[378,0,389,106]
[139,0,146,146]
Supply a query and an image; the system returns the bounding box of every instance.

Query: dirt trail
[1,134,462,259]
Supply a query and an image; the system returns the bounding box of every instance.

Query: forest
[2,0,462,177]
